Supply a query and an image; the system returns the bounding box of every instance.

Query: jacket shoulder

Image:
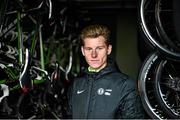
[110,72,137,89]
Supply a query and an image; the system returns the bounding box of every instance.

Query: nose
[91,50,97,58]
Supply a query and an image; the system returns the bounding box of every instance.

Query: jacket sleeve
[115,79,147,119]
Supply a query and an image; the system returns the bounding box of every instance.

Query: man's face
[81,36,112,70]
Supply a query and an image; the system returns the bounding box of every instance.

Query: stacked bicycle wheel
[138,0,180,119]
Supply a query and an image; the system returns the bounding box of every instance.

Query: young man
[67,24,146,119]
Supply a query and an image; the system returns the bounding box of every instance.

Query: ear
[107,45,112,55]
[81,46,85,56]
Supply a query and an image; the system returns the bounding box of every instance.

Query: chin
[90,65,101,69]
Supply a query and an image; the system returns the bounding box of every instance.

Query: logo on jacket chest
[97,88,112,96]
[77,90,85,94]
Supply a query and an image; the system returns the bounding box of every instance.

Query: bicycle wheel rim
[140,0,180,59]
[138,52,168,119]
[154,60,180,118]
[155,0,180,52]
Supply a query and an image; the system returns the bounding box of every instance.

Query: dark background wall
[116,11,140,79]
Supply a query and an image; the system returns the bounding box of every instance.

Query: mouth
[90,59,99,61]
[90,60,99,63]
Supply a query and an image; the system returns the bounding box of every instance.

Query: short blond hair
[80,24,111,46]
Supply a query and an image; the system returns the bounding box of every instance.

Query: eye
[97,47,103,50]
[85,47,92,51]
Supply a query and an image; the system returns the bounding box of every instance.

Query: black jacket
[67,59,146,119]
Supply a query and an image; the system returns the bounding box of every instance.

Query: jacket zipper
[85,76,94,118]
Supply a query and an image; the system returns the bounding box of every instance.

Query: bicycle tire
[140,0,180,59]
[155,0,180,52]
[138,52,168,119]
[154,59,180,118]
